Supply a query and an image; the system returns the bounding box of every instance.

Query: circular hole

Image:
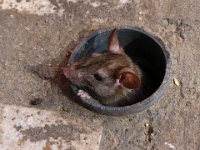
[69,27,172,116]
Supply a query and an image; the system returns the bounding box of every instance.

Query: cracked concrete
[0,0,200,149]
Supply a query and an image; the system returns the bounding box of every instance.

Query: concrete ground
[0,0,200,149]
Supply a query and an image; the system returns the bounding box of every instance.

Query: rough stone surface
[0,0,200,150]
[0,104,102,150]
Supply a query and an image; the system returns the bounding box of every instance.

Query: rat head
[63,29,141,100]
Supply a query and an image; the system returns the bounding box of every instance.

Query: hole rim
[69,26,172,116]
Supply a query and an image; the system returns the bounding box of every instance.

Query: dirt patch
[20,124,87,142]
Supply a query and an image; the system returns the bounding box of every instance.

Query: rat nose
[62,66,78,79]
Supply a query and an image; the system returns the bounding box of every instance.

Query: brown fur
[63,29,142,106]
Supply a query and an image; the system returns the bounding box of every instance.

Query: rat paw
[77,90,91,99]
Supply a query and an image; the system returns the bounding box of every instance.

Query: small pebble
[25,27,30,31]
[138,17,142,21]
[144,123,149,128]
[173,78,180,86]
[139,11,143,15]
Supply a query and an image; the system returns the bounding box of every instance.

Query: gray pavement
[0,0,200,150]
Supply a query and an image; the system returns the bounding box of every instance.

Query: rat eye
[93,73,103,81]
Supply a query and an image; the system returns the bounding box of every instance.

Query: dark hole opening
[121,31,166,105]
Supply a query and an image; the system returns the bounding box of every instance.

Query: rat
[62,29,143,106]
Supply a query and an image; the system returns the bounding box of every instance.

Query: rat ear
[108,28,123,54]
[115,71,140,89]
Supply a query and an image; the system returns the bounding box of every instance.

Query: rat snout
[62,66,79,79]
